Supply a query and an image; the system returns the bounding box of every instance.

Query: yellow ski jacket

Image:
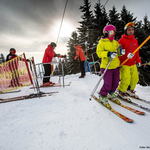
[96,38,121,69]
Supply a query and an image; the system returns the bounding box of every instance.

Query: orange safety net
[0,53,33,93]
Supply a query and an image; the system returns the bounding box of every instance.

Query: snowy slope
[0,73,150,150]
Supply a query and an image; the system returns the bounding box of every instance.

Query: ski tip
[139,112,145,115]
[127,119,134,123]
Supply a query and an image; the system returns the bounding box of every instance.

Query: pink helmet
[103,25,116,35]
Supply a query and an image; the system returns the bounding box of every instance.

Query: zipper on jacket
[130,43,132,53]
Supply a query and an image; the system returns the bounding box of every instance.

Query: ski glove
[54,54,60,57]
[137,63,142,67]
[107,52,117,59]
[121,49,125,55]
[62,55,67,58]
[127,53,134,59]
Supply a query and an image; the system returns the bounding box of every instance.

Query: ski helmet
[103,25,116,37]
[124,22,135,35]
[124,22,135,30]
[10,48,16,53]
[50,42,57,47]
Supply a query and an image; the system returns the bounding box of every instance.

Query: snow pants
[118,64,139,93]
[43,64,51,83]
[80,60,85,76]
[100,67,119,96]
[84,61,91,72]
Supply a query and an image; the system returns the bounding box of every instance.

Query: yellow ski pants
[118,64,139,93]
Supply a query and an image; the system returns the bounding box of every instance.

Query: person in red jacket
[117,22,142,100]
[42,42,66,86]
[74,44,86,78]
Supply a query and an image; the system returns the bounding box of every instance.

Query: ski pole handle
[119,35,150,67]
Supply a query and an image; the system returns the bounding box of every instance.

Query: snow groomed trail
[0,73,150,150]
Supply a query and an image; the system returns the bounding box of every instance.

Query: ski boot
[117,91,131,102]
[43,81,55,86]
[43,82,51,86]
[99,94,111,109]
[126,90,139,99]
[107,92,121,104]
[48,81,55,85]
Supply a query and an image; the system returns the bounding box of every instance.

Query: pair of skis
[117,95,150,113]
[30,82,71,89]
[91,94,149,123]
[91,95,134,123]
[127,95,150,105]
[0,90,21,94]
[0,91,58,103]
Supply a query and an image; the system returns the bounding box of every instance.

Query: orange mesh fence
[0,53,33,93]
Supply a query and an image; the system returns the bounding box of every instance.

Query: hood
[76,45,82,49]
[47,44,54,50]
[48,44,52,48]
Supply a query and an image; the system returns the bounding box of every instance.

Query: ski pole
[90,59,113,100]
[119,35,150,67]
[141,62,150,66]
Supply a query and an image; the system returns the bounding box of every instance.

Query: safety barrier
[0,53,34,93]
[89,61,101,75]
[35,61,65,87]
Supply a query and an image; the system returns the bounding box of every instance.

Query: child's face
[127,27,134,35]
[108,30,115,37]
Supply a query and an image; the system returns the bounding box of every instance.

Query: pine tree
[108,6,122,40]
[93,2,108,42]
[77,0,95,61]
[66,31,80,74]
[135,21,146,43]
[120,5,137,23]
[87,1,108,64]
[142,15,150,35]
[119,5,137,37]
[137,16,150,86]
[0,53,5,64]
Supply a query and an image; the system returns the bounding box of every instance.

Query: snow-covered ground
[0,73,150,150]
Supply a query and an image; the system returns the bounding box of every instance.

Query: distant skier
[6,48,18,61]
[74,44,86,78]
[42,42,66,86]
[6,48,22,87]
[117,22,142,100]
[96,25,125,108]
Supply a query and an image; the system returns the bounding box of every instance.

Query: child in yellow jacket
[96,25,125,107]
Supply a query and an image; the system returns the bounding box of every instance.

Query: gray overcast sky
[0,0,150,63]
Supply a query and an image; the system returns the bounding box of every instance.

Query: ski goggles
[108,30,115,36]
[124,22,135,30]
